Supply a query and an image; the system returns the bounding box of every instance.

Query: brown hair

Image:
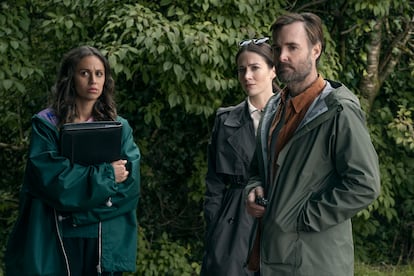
[50,46,117,128]
[235,41,279,91]
[270,12,325,64]
[235,41,274,69]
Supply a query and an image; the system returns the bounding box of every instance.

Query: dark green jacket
[5,113,140,275]
[245,80,380,275]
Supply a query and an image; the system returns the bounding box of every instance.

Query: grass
[355,262,414,276]
[2,261,413,275]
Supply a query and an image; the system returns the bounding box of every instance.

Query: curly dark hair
[50,45,117,128]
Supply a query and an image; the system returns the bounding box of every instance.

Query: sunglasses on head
[239,37,269,47]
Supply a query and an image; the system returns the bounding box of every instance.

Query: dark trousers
[63,237,123,276]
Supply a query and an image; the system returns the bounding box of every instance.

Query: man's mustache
[277,63,294,71]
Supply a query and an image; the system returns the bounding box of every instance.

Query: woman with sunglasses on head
[5,45,140,276]
[201,38,278,276]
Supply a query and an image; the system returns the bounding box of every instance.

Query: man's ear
[313,42,322,61]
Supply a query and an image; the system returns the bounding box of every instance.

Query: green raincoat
[5,112,140,276]
[245,80,380,275]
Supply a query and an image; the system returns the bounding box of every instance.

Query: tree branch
[295,0,329,12]
[0,142,27,151]
[379,15,414,85]
[359,19,382,110]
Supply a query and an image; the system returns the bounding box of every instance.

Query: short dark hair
[270,12,325,63]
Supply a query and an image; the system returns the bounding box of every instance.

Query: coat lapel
[223,101,256,171]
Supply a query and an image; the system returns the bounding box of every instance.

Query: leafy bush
[0,0,413,274]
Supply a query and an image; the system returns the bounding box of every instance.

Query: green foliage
[0,0,413,274]
[131,229,201,276]
[98,1,279,120]
[388,106,414,151]
[357,56,414,263]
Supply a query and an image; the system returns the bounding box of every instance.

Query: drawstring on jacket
[54,209,71,276]
[96,221,103,275]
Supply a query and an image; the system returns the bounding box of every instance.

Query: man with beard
[244,12,380,275]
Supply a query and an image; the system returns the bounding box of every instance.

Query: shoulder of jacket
[32,113,59,133]
[116,116,134,134]
[326,79,360,106]
[116,115,127,123]
[216,101,245,116]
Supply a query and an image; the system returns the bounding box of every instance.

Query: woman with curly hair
[5,45,141,276]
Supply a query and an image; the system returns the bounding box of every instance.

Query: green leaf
[173,64,183,80]
[126,18,134,28]
[200,53,208,65]
[157,45,165,54]
[65,20,73,29]
[0,42,8,53]
[163,61,172,71]
[15,81,25,93]
[10,41,18,49]
[108,55,117,68]
[3,79,12,90]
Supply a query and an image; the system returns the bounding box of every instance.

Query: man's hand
[246,186,266,218]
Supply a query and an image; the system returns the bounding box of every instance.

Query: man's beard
[276,56,312,85]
